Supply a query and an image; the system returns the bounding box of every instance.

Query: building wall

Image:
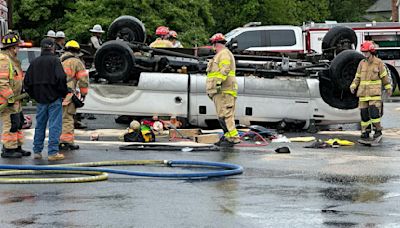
[0,0,7,20]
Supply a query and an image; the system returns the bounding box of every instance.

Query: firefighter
[149,26,173,48]
[55,31,66,55]
[45,30,56,41]
[0,32,31,158]
[169,30,183,48]
[59,40,89,151]
[89,24,104,50]
[206,33,240,147]
[350,40,392,142]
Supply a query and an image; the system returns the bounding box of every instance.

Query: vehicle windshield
[225,29,241,42]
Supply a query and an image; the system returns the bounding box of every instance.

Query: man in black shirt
[24,38,68,161]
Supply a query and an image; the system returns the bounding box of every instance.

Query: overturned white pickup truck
[80,16,396,130]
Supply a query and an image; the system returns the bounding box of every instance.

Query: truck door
[241,76,312,125]
[79,73,189,117]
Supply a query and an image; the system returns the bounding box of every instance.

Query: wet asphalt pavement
[0,103,399,227]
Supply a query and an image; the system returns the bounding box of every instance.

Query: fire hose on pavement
[0,160,244,184]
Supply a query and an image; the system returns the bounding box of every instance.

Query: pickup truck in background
[225,21,400,91]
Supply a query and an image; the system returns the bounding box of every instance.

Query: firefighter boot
[59,143,80,151]
[360,132,370,140]
[1,148,22,158]
[16,146,32,156]
[214,136,225,146]
[373,130,382,139]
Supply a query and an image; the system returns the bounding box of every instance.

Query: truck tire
[322,26,357,60]
[107,15,146,43]
[95,40,134,83]
[320,50,364,110]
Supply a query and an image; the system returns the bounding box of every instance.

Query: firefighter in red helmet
[206,33,240,147]
[150,26,173,48]
[350,40,392,143]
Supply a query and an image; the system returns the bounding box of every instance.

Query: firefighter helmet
[45,30,56,38]
[129,120,141,130]
[65,40,80,50]
[55,31,66,38]
[210,33,226,44]
[90,24,105,33]
[360,41,375,52]
[155,26,169,36]
[169,30,178,38]
[1,32,21,48]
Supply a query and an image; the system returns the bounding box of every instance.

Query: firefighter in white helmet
[55,31,66,55]
[89,24,104,50]
[45,30,56,41]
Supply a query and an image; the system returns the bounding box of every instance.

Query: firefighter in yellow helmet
[350,41,392,143]
[206,33,240,147]
[0,32,31,158]
[149,26,173,48]
[59,40,89,151]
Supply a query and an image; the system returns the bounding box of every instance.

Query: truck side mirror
[227,39,238,50]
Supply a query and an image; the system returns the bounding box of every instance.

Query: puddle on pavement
[0,190,129,205]
[321,187,384,202]
[323,221,358,227]
[10,217,37,226]
[320,174,390,185]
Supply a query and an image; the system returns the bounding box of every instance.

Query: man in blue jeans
[24,38,68,161]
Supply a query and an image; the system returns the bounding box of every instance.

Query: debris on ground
[289,136,316,142]
[275,146,291,153]
[271,135,290,143]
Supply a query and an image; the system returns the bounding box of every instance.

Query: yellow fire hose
[0,160,164,184]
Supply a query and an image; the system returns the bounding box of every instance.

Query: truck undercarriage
[80,16,397,129]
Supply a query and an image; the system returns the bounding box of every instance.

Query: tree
[328,0,375,22]
[210,0,330,34]
[63,0,214,47]
[13,0,74,42]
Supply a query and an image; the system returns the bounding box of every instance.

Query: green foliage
[63,0,214,47]
[328,0,376,22]
[10,0,382,46]
[13,0,74,42]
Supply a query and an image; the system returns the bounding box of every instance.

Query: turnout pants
[1,108,24,149]
[60,103,76,144]
[359,100,382,132]
[213,93,239,142]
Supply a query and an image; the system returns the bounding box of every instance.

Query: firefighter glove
[386,89,392,97]
[7,97,15,106]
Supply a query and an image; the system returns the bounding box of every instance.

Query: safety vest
[206,48,238,97]
[350,56,392,101]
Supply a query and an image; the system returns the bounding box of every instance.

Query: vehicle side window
[268,30,296,46]
[17,51,30,72]
[235,31,263,50]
